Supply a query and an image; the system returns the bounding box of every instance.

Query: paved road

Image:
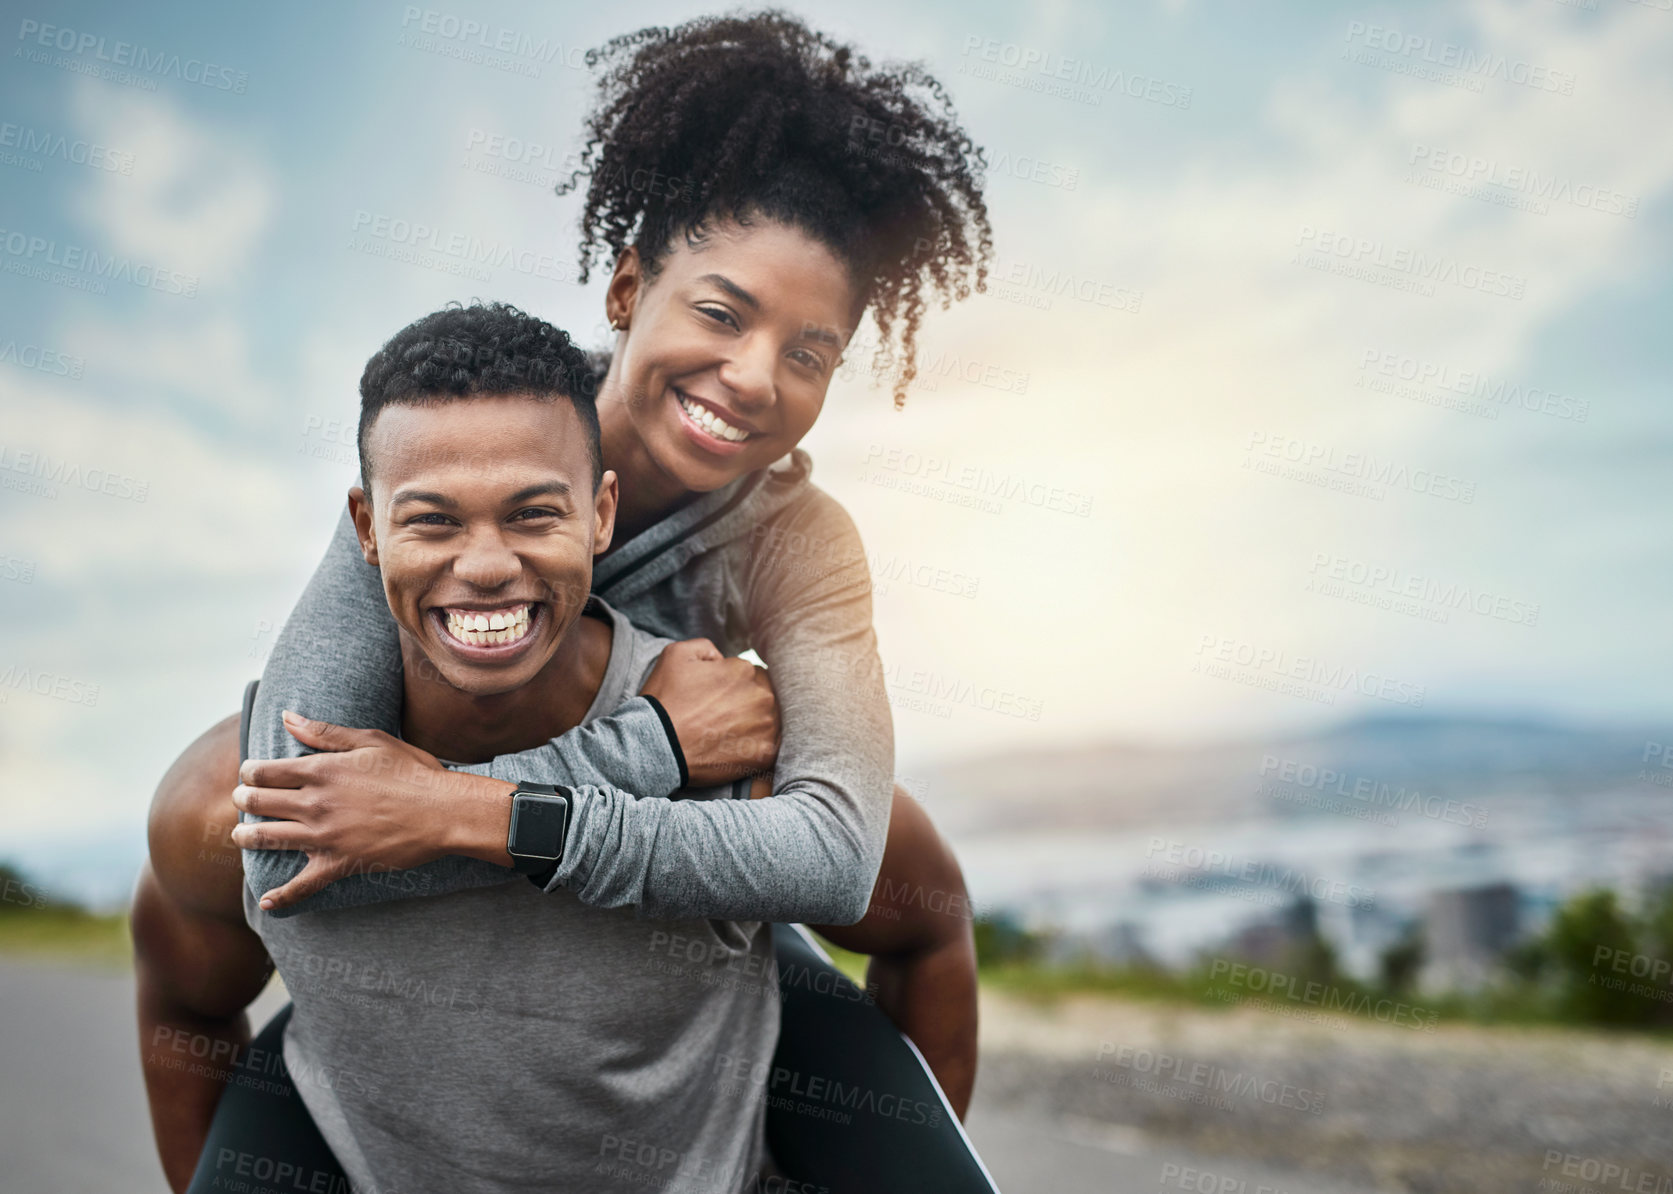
[0,957,1378,1193]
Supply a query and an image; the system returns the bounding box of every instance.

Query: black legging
[185,1003,346,1194]
[186,926,996,1194]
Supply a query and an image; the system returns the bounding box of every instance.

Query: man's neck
[397,609,614,764]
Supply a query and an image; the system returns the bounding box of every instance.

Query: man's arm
[813,786,978,1119]
[133,715,275,1193]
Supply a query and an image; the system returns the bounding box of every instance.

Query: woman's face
[603,217,863,492]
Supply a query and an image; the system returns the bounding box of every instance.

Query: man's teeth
[444,604,532,647]
[678,394,750,442]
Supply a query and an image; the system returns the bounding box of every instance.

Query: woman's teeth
[444,604,531,647]
[678,394,750,442]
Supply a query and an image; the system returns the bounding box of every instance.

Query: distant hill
[921,713,1667,837]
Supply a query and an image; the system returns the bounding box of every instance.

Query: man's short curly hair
[557,8,993,408]
[358,301,602,489]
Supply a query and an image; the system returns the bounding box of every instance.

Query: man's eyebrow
[389,489,453,508]
[698,272,759,310]
[507,481,572,503]
[388,481,572,509]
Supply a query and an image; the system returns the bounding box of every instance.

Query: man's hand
[640,639,781,787]
[228,711,515,912]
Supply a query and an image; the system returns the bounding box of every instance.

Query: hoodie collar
[592,449,814,603]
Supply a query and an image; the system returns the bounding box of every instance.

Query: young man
[134,304,973,1192]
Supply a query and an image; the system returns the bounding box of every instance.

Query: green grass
[0,908,131,967]
[975,956,1673,1038]
[979,959,1207,1004]
[3,905,1663,1041]
[808,932,871,988]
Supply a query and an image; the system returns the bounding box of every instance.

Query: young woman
[144,10,994,1191]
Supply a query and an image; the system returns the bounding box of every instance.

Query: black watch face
[511,794,566,860]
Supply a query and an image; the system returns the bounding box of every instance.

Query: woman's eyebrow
[699,272,842,346]
[698,272,759,309]
[698,271,843,348]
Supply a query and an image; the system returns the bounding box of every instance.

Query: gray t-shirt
[245,599,781,1193]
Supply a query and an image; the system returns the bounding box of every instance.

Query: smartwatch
[506,782,573,888]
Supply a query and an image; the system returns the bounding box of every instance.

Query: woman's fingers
[257,856,343,912]
[230,783,314,820]
[228,818,313,851]
[281,713,388,754]
[236,722,396,788]
[237,755,319,789]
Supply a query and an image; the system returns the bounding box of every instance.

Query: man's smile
[430,601,542,657]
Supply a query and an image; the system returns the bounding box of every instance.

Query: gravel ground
[10,952,1665,1194]
[975,987,1673,1193]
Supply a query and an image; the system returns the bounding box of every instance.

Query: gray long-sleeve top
[242,451,895,925]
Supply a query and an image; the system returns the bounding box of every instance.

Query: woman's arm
[533,489,896,922]
[236,490,892,925]
[744,494,975,1111]
[240,505,684,914]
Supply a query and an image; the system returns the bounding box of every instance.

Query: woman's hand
[228,711,515,912]
[640,639,781,786]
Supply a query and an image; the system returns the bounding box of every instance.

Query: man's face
[350,393,617,697]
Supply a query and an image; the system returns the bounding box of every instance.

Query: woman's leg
[185,1003,347,1194]
[766,921,997,1194]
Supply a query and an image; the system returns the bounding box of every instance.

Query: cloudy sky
[2,0,1670,901]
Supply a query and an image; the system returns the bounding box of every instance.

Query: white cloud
[808,0,1673,758]
[69,77,273,286]
[0,374,312,581]
[60,308,280,422]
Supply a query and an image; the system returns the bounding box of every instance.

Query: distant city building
[1092,921,1154,968]
[1423,882,1520,988]
[1316,895,1411,983]
[1224,898,1317,967]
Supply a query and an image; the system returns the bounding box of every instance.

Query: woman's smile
[672,386,758,457]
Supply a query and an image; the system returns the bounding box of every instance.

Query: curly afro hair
[358,301,602,488]
[556,8,993,409]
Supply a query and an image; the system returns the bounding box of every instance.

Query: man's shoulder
[146,712,248,922]
[586,596,676,709]
[617,610,674,694]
